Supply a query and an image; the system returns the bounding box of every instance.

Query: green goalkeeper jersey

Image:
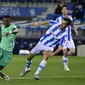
[0,24,17,52]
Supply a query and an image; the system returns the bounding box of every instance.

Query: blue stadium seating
[67,3,73,10]
[0,0,56,3]
[46,14,61,20]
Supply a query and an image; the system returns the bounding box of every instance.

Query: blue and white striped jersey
[39,24,67,48]
[50,15,73,41]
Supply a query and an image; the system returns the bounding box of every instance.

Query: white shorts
[31,42,54,54]
[63,39,75,49]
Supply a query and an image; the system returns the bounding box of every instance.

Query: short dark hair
[63,18,72,25]
[61,5,68,10]
[3,15,11,18]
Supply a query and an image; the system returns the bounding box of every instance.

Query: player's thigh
[31,42,43,54]
[43,50,53,60]
[68,48,75,54]
[0,50,12,67]
[43,46,53,58]
[43,45,54,52]
[43,50,52,55]
[67,40,75,49]
[67,40,75,54]
[31,42,53,54]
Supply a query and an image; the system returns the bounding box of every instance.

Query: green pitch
[0,55,85,85]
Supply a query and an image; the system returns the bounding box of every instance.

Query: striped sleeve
[50,20,57,25]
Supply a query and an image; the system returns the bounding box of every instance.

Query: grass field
[0,55,85,85]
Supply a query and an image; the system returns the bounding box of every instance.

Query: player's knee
[44,56,48,60]
[63,49,68,56]
[27,52,34,60]
[43,54,49,60]
[43,51,51,60]
[70,50,75,55]
[63,51,68,56]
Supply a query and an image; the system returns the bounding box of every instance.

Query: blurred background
[0,0,85,56]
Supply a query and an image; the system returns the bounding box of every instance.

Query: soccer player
[49,5,78,71]
[32,5,78,71]
[0,15,18,81]
[20,18,72,80]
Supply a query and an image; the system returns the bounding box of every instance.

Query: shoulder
[53,23,60,28]
[10,24,17,28]
[10,24,17,30]
[55,16,62,24]
[56,16,62,20]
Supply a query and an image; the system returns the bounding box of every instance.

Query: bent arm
[71,23,78,35]
[51,45,63,56]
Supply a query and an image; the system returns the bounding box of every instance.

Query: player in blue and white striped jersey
[49,5,79,71]
[20,18,72,80]
[31,5,78,71]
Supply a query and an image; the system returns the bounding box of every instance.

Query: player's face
[61,7,68,15]
[3,18,10,27]
[60,20,68,29]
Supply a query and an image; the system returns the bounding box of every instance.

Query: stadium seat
[67,3,73,10]
[46,14,61,20]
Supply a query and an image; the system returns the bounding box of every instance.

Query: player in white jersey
[33,5,78,71]
[50,5,79,71]
[20,18,72,80]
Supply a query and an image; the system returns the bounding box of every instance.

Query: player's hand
[32,22,39,26]
[6,32,10,37]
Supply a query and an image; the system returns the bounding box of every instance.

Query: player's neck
[63,14,68,18]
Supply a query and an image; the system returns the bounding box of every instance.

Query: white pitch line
[11,76,85,79]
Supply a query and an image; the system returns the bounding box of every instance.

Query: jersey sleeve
[50,20,57,25]
[12,24,17,28]
[11,24,18,32]
[50,17,60,25]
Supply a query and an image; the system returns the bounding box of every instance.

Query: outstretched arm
[32,20,50,26]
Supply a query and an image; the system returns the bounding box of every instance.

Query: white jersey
[50,15,73,41]
[39,24,67,48]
